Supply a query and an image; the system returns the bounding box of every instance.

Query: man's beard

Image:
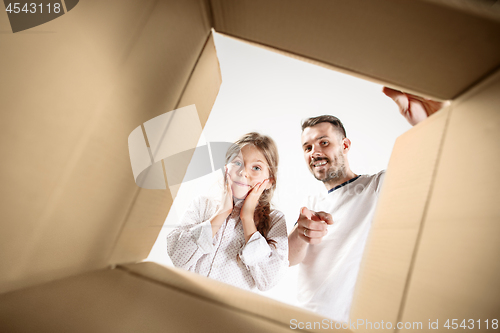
[310,152,347,183]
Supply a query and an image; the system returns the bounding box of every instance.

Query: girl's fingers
[258,179,268,194]
[240,180,270,218]
[250,179,268,196]
[224,168,233,199]
[225,170,233,188]
[265,178,274,190]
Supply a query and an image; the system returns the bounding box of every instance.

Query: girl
[167,132,288,291]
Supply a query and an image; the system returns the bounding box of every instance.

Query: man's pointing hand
[297,207,333,244]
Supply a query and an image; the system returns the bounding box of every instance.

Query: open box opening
[146,31,413,306]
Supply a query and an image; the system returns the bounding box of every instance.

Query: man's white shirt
[298,171,385,322]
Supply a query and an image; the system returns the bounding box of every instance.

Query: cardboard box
[1,0,499,331]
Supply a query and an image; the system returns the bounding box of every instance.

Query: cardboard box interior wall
[0,0,499,332]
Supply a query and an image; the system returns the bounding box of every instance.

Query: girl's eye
[233,161,242,167]
[252,166,261,171]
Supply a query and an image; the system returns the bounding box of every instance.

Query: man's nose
[311,144,321,155]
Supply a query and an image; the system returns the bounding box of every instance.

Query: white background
[147,32,412,306]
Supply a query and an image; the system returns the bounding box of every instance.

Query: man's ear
[342,137,351,153]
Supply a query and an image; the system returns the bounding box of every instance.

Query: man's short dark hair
[301,115,347,138]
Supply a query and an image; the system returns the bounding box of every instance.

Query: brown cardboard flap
[120,262,344,332]
[399,69,500,324]
[351,69,500,331]
[211,0,500,100]
[216,32,442,101]
[108,33,221,265]
[0,0,214,294]
[0,263,350,333]
[350,108,451,331]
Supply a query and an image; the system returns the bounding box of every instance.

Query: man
[288,87,446,322]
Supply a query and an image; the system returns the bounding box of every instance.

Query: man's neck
[323,170,358,191]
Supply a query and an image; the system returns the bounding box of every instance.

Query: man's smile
[311,158,329,168]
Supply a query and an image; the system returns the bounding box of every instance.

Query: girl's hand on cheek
[217,167,234,218]
[240,179,270,223]
[209,167,236,237]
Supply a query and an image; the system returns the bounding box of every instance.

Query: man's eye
[305,147,311,152]
[321,141,328,146]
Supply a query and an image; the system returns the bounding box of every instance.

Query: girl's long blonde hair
[225,132,279,247]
